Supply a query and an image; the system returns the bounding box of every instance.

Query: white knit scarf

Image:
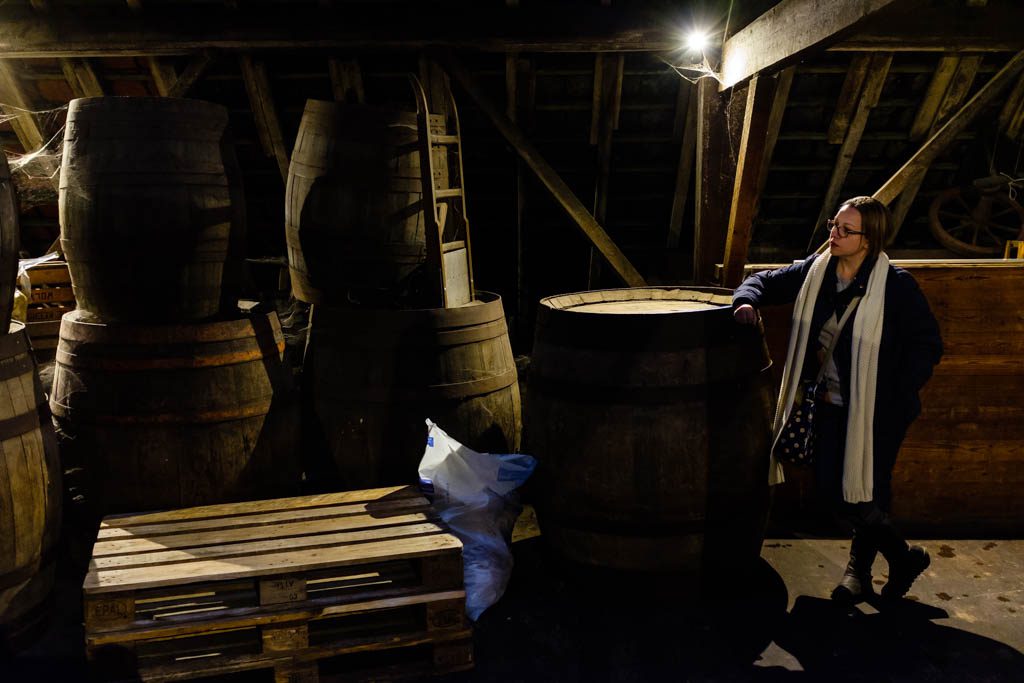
[768,252,889,503]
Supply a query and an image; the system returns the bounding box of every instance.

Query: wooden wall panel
[748,260,1024,536]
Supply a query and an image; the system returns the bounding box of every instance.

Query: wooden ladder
[411,74,475,308]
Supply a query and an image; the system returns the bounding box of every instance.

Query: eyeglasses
[827,219,865,238]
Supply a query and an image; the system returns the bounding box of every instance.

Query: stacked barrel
[1,148,63,650]
[287,99,521,487]
[50,97,299,516]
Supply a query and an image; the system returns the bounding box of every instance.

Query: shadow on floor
[773,595,1024,682]
[453,538,1024,683]
[6,535,1022,682]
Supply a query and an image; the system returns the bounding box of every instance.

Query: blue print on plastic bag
[497,457,536,482]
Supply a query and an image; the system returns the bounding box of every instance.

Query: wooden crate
[24,261,75,358]
[83,486,472,682]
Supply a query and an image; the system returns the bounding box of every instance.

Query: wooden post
[328,58,364,103]
[721,75,778,289]
[693,78,743,285]
[667,80,697,249]
[440,51,645,287]
[240,54,290,182]
[587,53,623,289]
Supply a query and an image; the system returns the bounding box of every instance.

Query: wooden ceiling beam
[891,56,983,232]
[826,54,871,144]
[875,50,1024,208]
[835,2,1024,52]
[60,58,104,98]
[720,0,905,90]
[0,8,673,57]
[239,54,289,183]
[809,53,892,250]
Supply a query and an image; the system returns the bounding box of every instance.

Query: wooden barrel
[59,96,245,322]
[305,292,521,488]
[286,100,448,305]
[0,153,19,332]
[49,310,299,514]
[0,322,62,651]
[526,288,774,582]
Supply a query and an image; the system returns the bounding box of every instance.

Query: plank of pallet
[61,58,105,97]
[86,535,463,594]
[97,498,432,542]
[103,485,422,526]
[92,520,446,569]
[87,590,468,645]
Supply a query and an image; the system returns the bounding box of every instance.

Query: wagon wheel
[928,184,1024,256]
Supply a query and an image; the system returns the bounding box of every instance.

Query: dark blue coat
[732,254,943,503]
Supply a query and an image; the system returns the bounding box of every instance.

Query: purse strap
[814,296,863,384]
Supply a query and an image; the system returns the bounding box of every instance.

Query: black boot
[881,545,930,600]
[831,531,877,604]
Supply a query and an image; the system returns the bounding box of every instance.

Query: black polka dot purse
[772,296,861,466]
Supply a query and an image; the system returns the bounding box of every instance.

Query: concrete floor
[4,509,1023,682]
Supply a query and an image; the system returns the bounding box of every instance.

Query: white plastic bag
[418,418,536,621]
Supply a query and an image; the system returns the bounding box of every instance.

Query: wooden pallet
[83,485,471,682]
[24,260,75,358]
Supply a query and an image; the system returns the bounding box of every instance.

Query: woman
[733,196,943,604]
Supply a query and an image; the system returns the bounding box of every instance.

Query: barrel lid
[539,287,733,315]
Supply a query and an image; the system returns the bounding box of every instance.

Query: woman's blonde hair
[838,195,890,260]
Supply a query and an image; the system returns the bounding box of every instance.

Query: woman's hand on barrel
[733,304,759,325]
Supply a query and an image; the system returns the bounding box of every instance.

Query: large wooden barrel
[0,322,62,651]
[49,310,299,514]
[0,153,19,331]
[305,292,521,488]
[286,100,448,305]
[59,96,245,322]
[526,288,774,583]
